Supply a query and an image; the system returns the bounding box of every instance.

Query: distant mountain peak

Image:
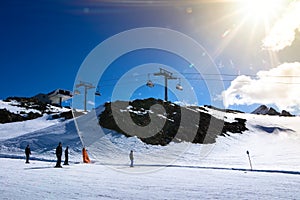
[251,105,293,116]
[251,105,269,115]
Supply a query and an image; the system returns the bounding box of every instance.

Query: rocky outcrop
[0,109,42,124]
[99,98,248,146]
[0,97,74,123]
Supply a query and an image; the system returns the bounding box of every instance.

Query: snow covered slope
[1,158,300,200]
[0,102,299,172]
[1,101,300,199]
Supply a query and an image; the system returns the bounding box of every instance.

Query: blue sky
[1,0,299,113]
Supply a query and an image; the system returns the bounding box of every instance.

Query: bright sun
[241,0,284,22]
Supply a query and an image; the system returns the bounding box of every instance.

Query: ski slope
[1,158,300,200]
[0,103,300,199]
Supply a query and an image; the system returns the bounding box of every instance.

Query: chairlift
[176,84,183,91]
[146,80,154,87]
[176,78,183,91]
[146,74,154,87]
[74,89,81,95]
[95,86,101,96]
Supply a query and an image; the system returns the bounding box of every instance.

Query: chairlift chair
[176,78,183,91]
[146,80,154,87]
[146,74,154,87]
[176,84,183,91]
[95,87,101,96]
[74,89,81,95]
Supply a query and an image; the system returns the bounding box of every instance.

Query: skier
[25,144,31,164]
[55,142,63,168]
[63,146,69,165]
[82,147,91,163]
[129,150,134,167]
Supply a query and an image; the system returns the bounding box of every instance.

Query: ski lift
[176,84,183,91]
[74,89,81,95]
[95,86,101,96]
[176,79,183,91]
[146,74,154,87]
[146,80,154,87]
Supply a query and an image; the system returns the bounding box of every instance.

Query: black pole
[246,150,253,170]
[84,86,87,112]
[164,76,168,101]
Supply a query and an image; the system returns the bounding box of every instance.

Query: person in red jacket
[82,147,91,163]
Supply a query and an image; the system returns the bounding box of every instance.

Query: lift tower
[153,68,178,102]
[75,81,95,112]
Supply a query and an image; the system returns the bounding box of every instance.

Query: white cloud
[87,101,95,106]
[222,62,300,112]
[262,1,300,51]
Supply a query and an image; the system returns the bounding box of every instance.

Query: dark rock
[0,109,24,123]
[52,111,84,120]
[205,105,244,114]
[252,105,269,115]
[267,107,280,115]
[0,109,42,124]
[99,98,248,145]
[252,105,294,116]
[280,110,293,117]
[1,97,74,123]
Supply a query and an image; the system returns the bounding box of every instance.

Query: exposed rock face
[0,109,42,124]
[252,105,293,116]
[267,107,280,116]
[99,98,248,146]
[281,110,293,117]
[252,105,269,115]
[0,97,73,124]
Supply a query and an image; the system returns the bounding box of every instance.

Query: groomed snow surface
[1,105,300,199]
[1,158,300,200]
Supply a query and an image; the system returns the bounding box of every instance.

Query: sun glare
[241,0,284,21]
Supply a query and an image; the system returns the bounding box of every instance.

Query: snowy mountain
[1,97,300,199]
[252,105,293,116]
[0,97,299,169]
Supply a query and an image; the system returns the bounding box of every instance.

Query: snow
[0,115,63,141]
[0,100,71,114]
[120,107,154,115]
[0,100,41,114]
[1,103,300,199]
[1,158,300,199]
[157,114,174,122]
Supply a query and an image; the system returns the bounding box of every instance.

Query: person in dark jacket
[55,142,63,168]
[25,144,31,164]
[63,146,69,165]
[129,150,134,167]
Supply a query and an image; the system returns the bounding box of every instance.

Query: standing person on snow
[129,150,134,167]
[25,144,31,164]
[63,146,69,165]
[82,147,91,163]
[55,142,63,168]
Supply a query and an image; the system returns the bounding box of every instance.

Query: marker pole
[246,150,253,170]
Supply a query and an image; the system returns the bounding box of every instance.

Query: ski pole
[246,150,253,170]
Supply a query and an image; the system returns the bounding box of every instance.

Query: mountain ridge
[251,105,294,116]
